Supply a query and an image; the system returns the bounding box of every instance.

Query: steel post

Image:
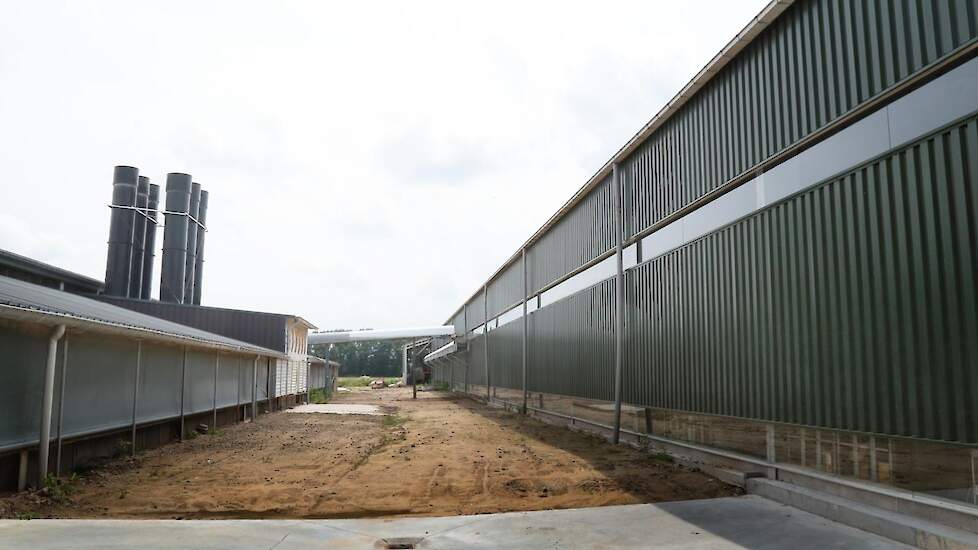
[484,285,489,401]
[252,356,259,421]
[612,163,624,445]
[236,356,242,418]
[212,353,220,430]
[463,307,469,395]
[522,248,528,415]
[412,343,418,400]
[402,343,408,383]
[131,341,142,457]
[17,451,28,492]
[179,347,188,440]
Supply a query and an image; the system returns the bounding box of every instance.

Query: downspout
[38,324,66,486]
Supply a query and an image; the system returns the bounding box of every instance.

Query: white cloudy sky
[0,0,767,330]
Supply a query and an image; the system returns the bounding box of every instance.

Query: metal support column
[56,336,69,476]
[212,353,220,430]
[179,347,188,440]
[252,356,259,421]
[236,358,242,419]
[611,163,624,445]
[412,342,418,400]
[521,247,528,415]
[17,451,28,491]
[402,343,409,383]
[463,307,469,395]
[130,341,142,457]
[484,284,490,401]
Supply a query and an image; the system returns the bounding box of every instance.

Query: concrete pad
[285,404,384,415]
[0,496,909,549]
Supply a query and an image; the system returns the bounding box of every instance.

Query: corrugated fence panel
[62,334,137,436]
[186,350,217,414]
[487,319,522,390]
[624,114,978,444]
[452,310,465,336]
[468,334,486,386]
[622,0,978,239]
[487,259,524,319]
[465,297,484,332]
[0,324,49,447]
[528,279,615,401]
[137,343,183,423]
[528,175,615,293]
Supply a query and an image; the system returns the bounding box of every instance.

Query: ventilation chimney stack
[183,182,202,302]
[128,176,150,298]
[140,183,161,299]
[191,189,209,305]
[104,166,139,297]
[160,173,192,303]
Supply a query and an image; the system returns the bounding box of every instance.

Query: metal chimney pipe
[183,182,202,302]
[128,176,150,298]
[140,184,161,299]
[104,165,139,297]
[191,189,209,305]
[160,173,192,303]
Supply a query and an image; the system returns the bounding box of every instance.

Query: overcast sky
[0,0,768,330]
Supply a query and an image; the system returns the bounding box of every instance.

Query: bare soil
[0,388,739,519]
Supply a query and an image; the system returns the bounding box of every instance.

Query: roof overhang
[0,303,286,359]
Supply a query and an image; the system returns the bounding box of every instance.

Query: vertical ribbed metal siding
[487,260,524,319]
[528,279,615,401]
[486,320,522,390]
[468,333,486,385]
[624,115,978,444]
[622,0,978,239]
[528,175,615,293]
[464,298,484,332]
[452,310,465,336]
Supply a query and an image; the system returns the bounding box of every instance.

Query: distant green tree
[309,332,413,377]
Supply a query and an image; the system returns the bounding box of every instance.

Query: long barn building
[430,0,978,508]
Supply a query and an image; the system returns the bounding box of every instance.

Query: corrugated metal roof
[0,247,104,294]
[0,275,283,357]
[95,296,315,353]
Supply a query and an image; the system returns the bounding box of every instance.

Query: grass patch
[382,414,406,428]
[309,388,331,403]
[650,451,675,463]
[15,511,36,520]
[433,381,451,392]
[338,376,400,388]
[41,473,78,505]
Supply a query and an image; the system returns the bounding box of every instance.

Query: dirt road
[1,388,739,519]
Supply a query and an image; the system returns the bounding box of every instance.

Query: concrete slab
[0,496,909,549]
[285,404,384,415]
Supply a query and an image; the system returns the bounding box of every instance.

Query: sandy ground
[0,388,739,519]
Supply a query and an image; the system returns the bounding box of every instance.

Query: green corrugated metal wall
[622,0,978,239]
[527,280,616,401]
[441,0,978,446]
[624,115,978,444]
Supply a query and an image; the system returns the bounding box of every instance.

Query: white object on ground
[285,404,384,415]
